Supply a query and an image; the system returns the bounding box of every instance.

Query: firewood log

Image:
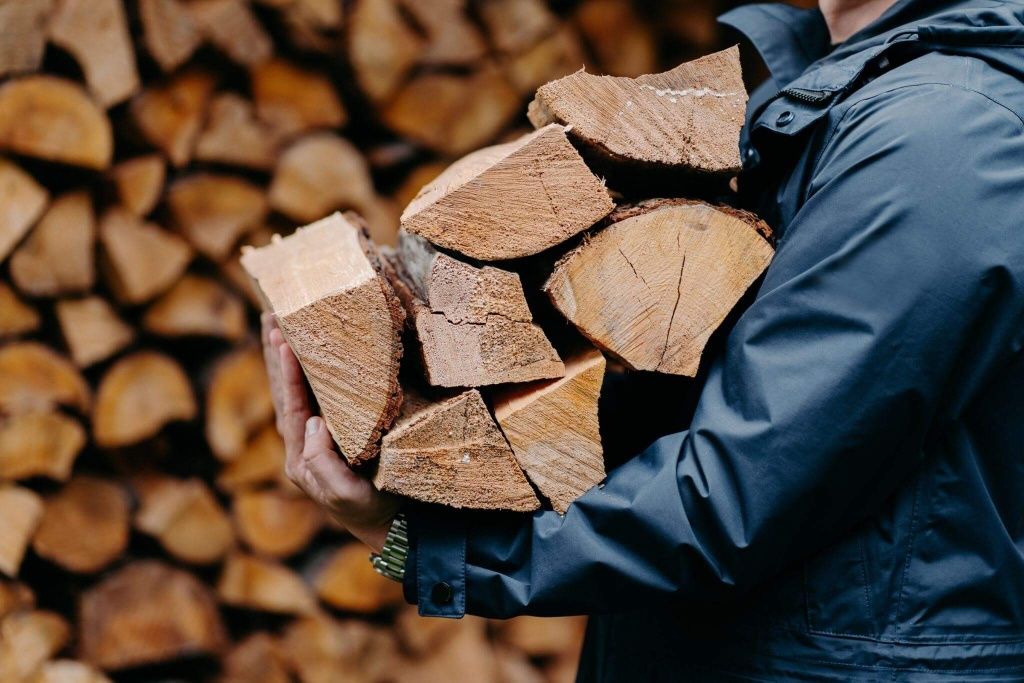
[195,94,281,171]
[502,26,585,94]
[187,0,273,66]
[396,0,486,66]
[33,660,113,683]
[167,173,268,261]
[109,155,165,218]
[573,0,657,78]
[143,274,247,341]
[478,0,558,54]
[78,561,228,671]
[93,351,197,447]
[495,645,546,683]
[233,488,323,558]
[498,616,586,658]
[205,346,274,462]
[0,485,44,577]
[47,0,139,108]
[280,614,394,683]
[400,125,613,261]
[134,475,235,565]
[0,283,40,339]
[130,70,216,167]
[217,553,317,615]
[0,159,48,263]
[0,77,112,169]
[216,424,288,493]
[0,343,90,415]
[0,581,35,621]
[0,413,85,482]
[384,233,564,387]
[308,544,404,613]
[250,59,346,139]
[219,226,274,309]
[0,0,52,77]
[139,0,202,72]
[9,191,95,297]
[544,200,774,376]
[31,476,130,574]
[345,0,423,104]
[374,389,540,511]
[528,47,746,177]
[494,347,605,513]
[55,297,134,368]
[0,610,69,681]
[219,633,290,683]
[391,617,499,683]
[98,207,192,305]
[240,212,404,465]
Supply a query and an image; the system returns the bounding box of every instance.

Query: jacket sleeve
[405,84,1024,619]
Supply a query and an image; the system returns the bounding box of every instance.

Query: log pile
[0,0,751,680]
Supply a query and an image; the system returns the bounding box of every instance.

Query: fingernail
[305,417,319,436]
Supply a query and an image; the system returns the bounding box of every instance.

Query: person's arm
[407,83,1024,618]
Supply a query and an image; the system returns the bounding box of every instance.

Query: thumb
[302,417,360,499]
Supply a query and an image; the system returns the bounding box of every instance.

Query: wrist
[369,511,408,582]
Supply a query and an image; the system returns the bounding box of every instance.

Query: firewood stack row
[0,0,756,681]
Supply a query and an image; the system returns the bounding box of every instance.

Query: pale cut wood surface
[0,159,48,263]
[109,155,165,217]
[375,389,540,511]
[220,634,290,683]
[143,274,246,340]
[0,283,40,339]
[98,208,192,305]
[0,610,69,681]
[504,25,585,94]
[0,413,85,482]
[268,133,375,223]
[56,297,135,368]
[33,660,113,683]
[134,476,235,565]
[130,71,216,167]
[387,233,564,387]
[396,0,487,66]
[233,488,323,558]
[10,191,95,297]
[205,345,274,462]
[346,0,423,104]
[0,343,91,416]
[241,212,404,465]
[195,93,280,170]
[573,0,657,78]
[494,347,605,513]
[167,173,268,260]
[217,553,317,616]
[0,485,44,577]
[545,200,774,376]
[478,0,558,54]
[187,0,273,66]
[528,47,746,175]
[139,0,202,72]
[215,424,287,493]
[0,0,52,78]
[250,58,346,139]
[309,544,404,613]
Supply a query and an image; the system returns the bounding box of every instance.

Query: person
[260,0,1024,679]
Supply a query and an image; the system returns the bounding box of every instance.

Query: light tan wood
[529,47,746,176]
[250,58,346,139]
[0,283,40,339]
[134,475,235,565]
[346,0,422,104]
[503,26,585,94]
[0,581,35,621]
[220,634,290,683]
[0,413,85,482]
[495,645,545,683]
[32,660,113,683]
[167,173,267,261]
[544,200,774,376]
[93,351,197,447]
[139,0,202,72]
[10,191,95,297]
[217,553,317,615]
[47,0,139,107]
[309,544,404,613]
[397,0,486,66]
[241,213,404,465]
[31,476,130,574]
[386,233,564,387]
[279,614,394,683]
[143,274,247,340]
[219,225,274,309]
[268,133,375,224]
[0,485,44,577]
[0,0,52,78]
[195,93,280,171]
[0,343,90,416]
[205,345,274,462]
[478,0,558,54]
[375,389,540,511]
[394,162,447,210]
[216,423,288,493]
[56,297,134,368]
[494,347,605,513]
[98,207,192,305]
[0,610,69,681]
[0,159,48,263]
[110,155,165,217]
[401,124,613,261]
[78,561,227,670]
[573,0,657,78]
[391,617,499,683]
[0,76,112,169]
[498,616,586,657]
[188,0,273,66]
[131,70,216,167]
[233,488,323,558]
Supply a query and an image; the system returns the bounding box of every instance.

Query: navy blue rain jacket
[402,1,1024,679]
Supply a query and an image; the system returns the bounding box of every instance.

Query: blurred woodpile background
[0,0,812,681]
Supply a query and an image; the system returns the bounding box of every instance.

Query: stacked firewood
[0,0,757,681]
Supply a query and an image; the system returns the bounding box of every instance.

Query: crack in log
[659,253,685,369]
[617,247,649,288]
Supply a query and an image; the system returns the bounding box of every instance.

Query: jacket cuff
[403,503,467,618]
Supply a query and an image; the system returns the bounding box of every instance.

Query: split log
[233,488,323,558]
[188,0,273,66]
[0,485,44,577]
[220,634,290,683]
[0,610,69,681]
[0,413,85,482]
[477,0,558,54]
[0,580,35,621]
[55,297,135,368]
[134,476,235,565]
[503,26,585,94]
[268,133,375,224]
[219,226,274,309]
[205,346,274,462]
[33,660,113,683]
[78,561,228,671]
[215,424,287,493]
[346,0,423,104]
[280,614,391,683]
[394,162,447,210]
[400,124,613,261]
[0,343,90,415]
[47,0,139,108]
[494,347,605,513]
[498,616,586,658]
[217,553,316,616]
[98,207,192,305]
[195,94,280,171]
[109,155,165,218]
[240,212,404,465]
[0,283,40,339]
[544,200,774,376]
[528,47,746,177]
[0,0,51,78]
[396,0,486,66]
[573,0,658,78]
[0,77,112,169]
[386,233,564,387]
[495,646,545,683]
[31,476,130,573]
[130,70,216,167]
[139,0,202,72]
[250,58,346,139]
[309,544,404,613]
[93,351,197,447]
[375,390,540,511]
[391,617,498,683]
[143,274,247,341]
[0,159,48,263]
[10,191,95,297]
[167,173,268,260]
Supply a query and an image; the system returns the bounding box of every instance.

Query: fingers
[261,314,284,428]
[300,417,360,504]
[277,332,311,458]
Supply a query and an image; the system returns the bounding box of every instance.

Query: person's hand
[261,314,400,553]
